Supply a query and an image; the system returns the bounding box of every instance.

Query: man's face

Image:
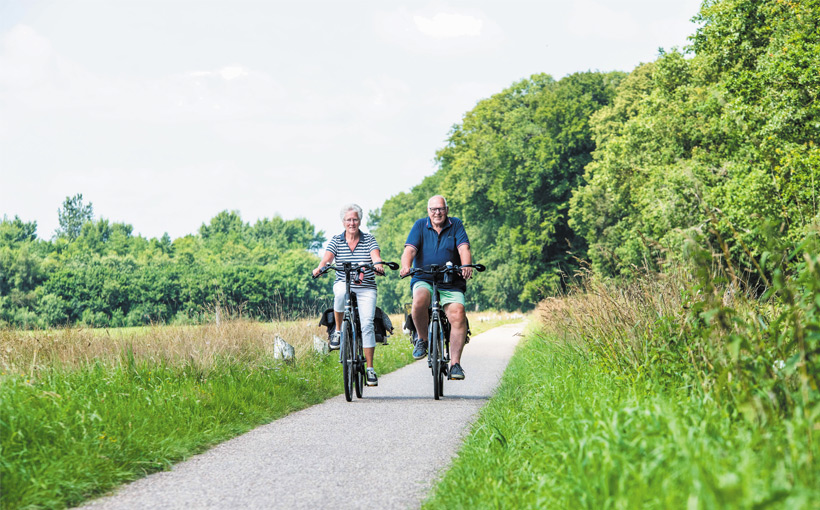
[427,198,448,227]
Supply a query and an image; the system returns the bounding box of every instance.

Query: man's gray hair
[340,203,363,221]
[428,195,448,208]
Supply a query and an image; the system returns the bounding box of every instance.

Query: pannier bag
[318,301,394,344]
[403,303,470,343]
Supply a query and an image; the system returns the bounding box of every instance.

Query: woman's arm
[312,250,335,277]
[370,248,384,275]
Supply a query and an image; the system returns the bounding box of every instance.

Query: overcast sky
[0,0,702,243]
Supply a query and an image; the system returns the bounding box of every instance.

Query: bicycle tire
[342,319,354,402]
[354,325,363,398]
[437,325,446,397]
[431,320,442,400]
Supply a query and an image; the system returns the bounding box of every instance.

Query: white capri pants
[333,282,377,349]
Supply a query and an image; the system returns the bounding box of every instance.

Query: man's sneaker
[329,331,341,351]
[448,363,465,380]
[366,368,378,386]
[412,339,428,360]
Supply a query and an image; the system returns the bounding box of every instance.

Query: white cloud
[0,25,286,127]
[374,7,502,56]
[567,0,640,41]
[413,12,483,39]
[190,66,250,81]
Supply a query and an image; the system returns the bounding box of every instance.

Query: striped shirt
[326,231,380,290]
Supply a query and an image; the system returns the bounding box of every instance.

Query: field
[0,311,518,510]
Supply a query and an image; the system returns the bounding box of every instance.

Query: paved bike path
[81,322,525,510]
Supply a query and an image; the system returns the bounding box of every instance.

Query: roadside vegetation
[424,244,819,509]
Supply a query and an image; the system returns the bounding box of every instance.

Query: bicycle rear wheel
[342,320,354,402]
[430,320,442,400]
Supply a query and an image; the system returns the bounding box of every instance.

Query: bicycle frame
[402,262,485,400]
[313,260,398,401]
[339,263,360,363]
[427,265,449,400]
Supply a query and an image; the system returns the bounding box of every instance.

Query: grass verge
[423,329,819,509]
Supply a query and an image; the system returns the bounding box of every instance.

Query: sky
[0,0,703,244]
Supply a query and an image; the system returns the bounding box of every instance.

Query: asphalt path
[80,322,525,510]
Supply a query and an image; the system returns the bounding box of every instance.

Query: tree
[56,193,94,241]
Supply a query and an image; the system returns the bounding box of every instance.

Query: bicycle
[314,260,398,401]
[402,262,485,400]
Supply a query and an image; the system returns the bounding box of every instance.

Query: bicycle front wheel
[430,320,442,400]
[354,328,363,398]
[342,320,354,402]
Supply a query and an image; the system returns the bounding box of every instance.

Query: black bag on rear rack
[402,302,470,343]
[318,301,394,344]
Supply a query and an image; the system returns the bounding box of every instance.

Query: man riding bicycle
[400,195,473,380]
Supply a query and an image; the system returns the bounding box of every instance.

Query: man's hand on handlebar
[461,266,473,280]
[400,266,412,278]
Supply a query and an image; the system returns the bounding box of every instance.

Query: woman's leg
[357,288,378,367]
[330,282,346,347]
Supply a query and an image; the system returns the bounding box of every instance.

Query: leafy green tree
[372,72,622,311]
[56,193,94,241]
[0,216,37,245]
[569,0,820,279]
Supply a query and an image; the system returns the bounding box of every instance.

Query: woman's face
[343,210,360,234]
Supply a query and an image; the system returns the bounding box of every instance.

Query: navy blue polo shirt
[405,216,470,292]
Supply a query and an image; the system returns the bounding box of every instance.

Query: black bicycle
[402,262,485,399]
[314,260,398,401]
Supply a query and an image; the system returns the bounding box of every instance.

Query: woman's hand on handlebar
[312,265,328,278]
[373,261,399,276]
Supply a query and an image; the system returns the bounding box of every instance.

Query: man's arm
[400,245,417,277]
[458,243,473,279]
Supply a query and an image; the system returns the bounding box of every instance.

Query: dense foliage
[371,0,819,312]
[569,0,820,277]
[371,72,624,312]
[0,199,329,328]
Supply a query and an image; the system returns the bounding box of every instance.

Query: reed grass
[424,244,819,508]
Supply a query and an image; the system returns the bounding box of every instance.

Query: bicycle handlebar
[312,260,399,279]
[400,263,486,279]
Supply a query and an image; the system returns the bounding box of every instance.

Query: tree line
[0,196,330,328]
[370,0,819,312]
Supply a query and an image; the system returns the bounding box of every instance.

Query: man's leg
[411,286,431,341]
[444,302,467,365]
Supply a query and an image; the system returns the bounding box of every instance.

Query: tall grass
[424,330,818,509]
[424,232,819,508]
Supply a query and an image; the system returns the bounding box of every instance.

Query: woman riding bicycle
[312,203,385,387]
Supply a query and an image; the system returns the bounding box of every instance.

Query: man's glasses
[428,207,447,213]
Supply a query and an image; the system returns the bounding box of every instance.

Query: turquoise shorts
[413,281,465,307]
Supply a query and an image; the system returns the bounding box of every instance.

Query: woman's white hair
[340,203,363,221]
